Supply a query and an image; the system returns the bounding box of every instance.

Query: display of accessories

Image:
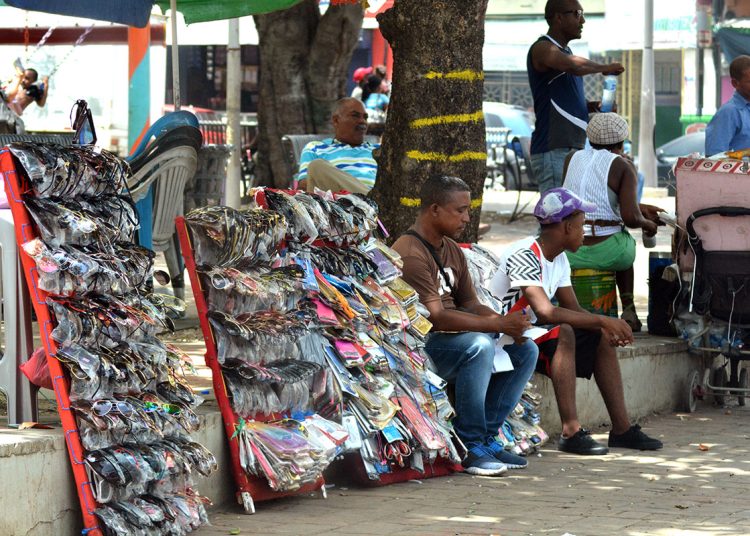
[177,188,461,510]
[1,143,215,536]
[462,244,549,454]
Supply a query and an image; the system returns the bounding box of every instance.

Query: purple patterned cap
[534,187,597,224]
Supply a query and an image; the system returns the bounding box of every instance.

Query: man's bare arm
[532,41,624,77]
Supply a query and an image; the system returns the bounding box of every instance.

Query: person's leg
[616,266,641,331]
[548,147,570,189]
[531,152,554,194]
[483,340,538,468]
[544,324,582,438]
[591,337,630,434]
[306,159,371,194]
[425,332,508,475]
[424,332,495,448]
[543,327,610,455]
[593,336,664,450]
[484,339,538,439]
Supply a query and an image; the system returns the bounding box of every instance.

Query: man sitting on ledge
[489,187,663,455]
[296,97,378,194]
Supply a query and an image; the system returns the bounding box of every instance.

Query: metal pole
[225,18,241,208]
[638,0,657,188]
[170,0,180,110]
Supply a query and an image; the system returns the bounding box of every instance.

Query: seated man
[5,68,49,116]
[562,112,662,331]
[393,175,539,475]
[489,187,663,455]
[296,97,378,194]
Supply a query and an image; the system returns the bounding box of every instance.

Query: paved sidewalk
[196,404,750,536]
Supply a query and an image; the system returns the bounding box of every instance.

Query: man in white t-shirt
[489,187,663,455]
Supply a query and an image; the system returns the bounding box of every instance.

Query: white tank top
[563,148,623,237]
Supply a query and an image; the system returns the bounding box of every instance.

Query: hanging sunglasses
[71,99,97,146]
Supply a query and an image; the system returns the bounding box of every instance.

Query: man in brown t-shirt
[392,175,539,476]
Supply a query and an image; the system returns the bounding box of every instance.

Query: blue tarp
[716,26,750,63]
[5,0,153,27]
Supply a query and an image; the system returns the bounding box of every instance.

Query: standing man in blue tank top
[528,0,625,193]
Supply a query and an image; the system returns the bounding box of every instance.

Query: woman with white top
[562,112,663,331]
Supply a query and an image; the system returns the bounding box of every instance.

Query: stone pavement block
[195,403,750,536]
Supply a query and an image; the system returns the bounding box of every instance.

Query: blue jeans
[425,332,538,448]
[531,148,573,193]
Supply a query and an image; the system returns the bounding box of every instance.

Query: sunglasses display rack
[177,188,462,511]
[1,144,216,536]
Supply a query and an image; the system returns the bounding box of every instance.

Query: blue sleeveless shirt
[527,35,588,155]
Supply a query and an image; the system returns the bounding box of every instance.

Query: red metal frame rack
[176,217,324,514]
[0,149,103,535]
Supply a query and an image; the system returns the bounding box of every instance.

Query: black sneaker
[608,424,663,450]
[558,428,609,455]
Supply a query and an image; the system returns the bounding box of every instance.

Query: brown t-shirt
[392,232,478,311]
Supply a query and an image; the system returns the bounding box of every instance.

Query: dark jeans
[425,332,538,449]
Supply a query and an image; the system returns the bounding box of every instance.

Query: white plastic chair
[127,146,199,203]
[0,209,36,424]
[149,148,198,300]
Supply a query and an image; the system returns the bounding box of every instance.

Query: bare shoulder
[530,39,556,68]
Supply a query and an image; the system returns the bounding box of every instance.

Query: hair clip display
[7,142,216,535]
[184,187,461,497]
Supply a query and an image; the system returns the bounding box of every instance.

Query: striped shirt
[563,147,622,237]
[297,138,379,190]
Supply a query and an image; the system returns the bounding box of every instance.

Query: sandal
[620,304,642,332]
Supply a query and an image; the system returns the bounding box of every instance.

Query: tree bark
[370,0,488,243]
[254,2,364,187]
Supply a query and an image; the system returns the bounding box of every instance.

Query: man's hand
[588,100,618,113]
[603,63,625,75]
[642,219,658,237]
[601,317,633,346]
[639,203,665,224]
[497,310,532,339]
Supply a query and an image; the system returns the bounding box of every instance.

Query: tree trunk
[254,2,364,187]
[370,0,488,243]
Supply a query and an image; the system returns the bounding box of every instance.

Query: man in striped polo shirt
[297,98,379,194]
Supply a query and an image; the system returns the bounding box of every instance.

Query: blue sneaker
[461,445,508,476]
[485,441,528,469]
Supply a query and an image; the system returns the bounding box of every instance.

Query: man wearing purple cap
[489,188,663,455]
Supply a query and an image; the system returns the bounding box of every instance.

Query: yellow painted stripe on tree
[410,110,484,128]
[406,150,487,162]
[400,197,422,207]
[424,70,484,81]
[398,197,484,209]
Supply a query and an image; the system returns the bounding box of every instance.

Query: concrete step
[0,334,694,535]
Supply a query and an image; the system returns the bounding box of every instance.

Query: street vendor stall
[674,156,750,411]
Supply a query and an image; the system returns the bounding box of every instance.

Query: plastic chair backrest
[127,146,198,203]
[128,111,200,160]
[150,149,198,252]
[128,126,203,173]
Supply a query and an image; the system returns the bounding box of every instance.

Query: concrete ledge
[0,409,232,536]
[535,334,695,435]
[0,335,694,534]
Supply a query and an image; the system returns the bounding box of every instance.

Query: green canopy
[156,0,304,24]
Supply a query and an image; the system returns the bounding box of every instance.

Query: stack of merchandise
[184,189,460,488]
[9,143,216,535]
[463,244,549,455]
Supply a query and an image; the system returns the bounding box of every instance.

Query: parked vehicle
[656,131,705,189]
[483,101,535,191]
